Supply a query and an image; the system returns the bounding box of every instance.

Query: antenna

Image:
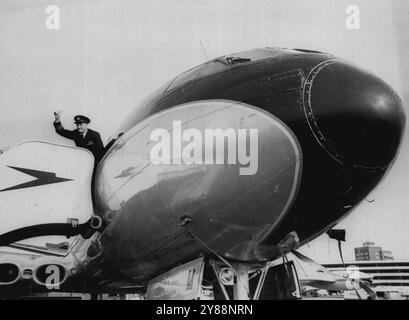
[200,40,209,60]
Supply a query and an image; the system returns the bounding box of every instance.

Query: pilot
[53,113,105,164]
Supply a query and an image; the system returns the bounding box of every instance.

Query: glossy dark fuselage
[93,48,405,284]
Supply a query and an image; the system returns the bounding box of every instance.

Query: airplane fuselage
[92,48,405,284]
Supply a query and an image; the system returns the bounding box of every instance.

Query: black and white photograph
[0,0,408,306]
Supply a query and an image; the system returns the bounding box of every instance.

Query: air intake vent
[0,263,20,285]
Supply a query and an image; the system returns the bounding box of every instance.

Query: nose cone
[305,60,406,170]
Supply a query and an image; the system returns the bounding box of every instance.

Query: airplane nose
[304,60,406,170]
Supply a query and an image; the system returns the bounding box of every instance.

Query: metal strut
[187,231,251,300]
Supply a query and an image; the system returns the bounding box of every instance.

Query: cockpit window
[165,49,291,92]
[199,61,226,77]
[292,48,325,54]
[113,81,170,139]
[223,48,283,63]
[166,63,207,92]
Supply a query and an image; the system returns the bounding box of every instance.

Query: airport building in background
[323,260,409,293]
[354,241,394,261]
[323,242,409,295]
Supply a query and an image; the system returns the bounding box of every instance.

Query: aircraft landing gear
[232,264,250,300]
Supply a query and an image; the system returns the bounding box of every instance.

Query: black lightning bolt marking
[0,166,73,192]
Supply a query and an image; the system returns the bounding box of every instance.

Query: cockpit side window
[165,63,207,92]
[199,61,226,77]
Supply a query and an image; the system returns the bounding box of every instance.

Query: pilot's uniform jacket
[53,121,105,163]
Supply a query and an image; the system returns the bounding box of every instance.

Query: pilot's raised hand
[54,110,62,122]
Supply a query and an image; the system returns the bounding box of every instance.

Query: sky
[0,0,408,262]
